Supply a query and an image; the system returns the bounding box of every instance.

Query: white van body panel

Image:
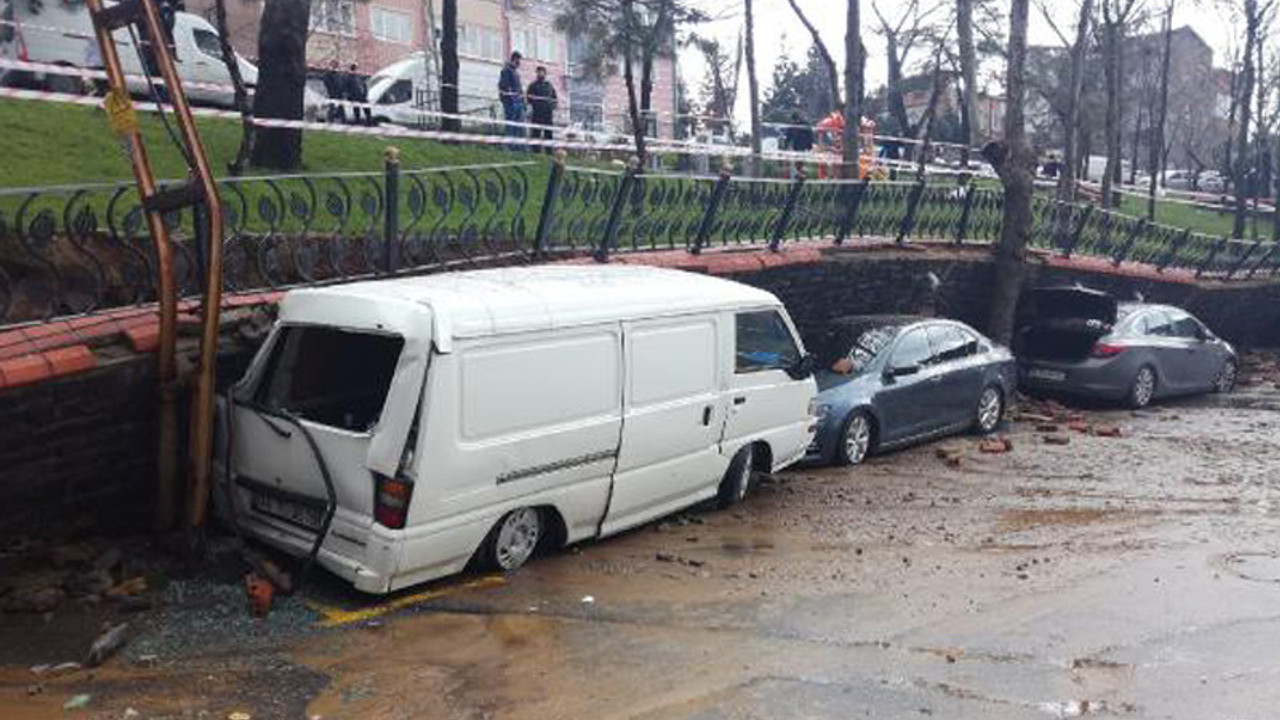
[218,266,816,593]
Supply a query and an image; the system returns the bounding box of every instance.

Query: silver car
[1016,288,1238,408]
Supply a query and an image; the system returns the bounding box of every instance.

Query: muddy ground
[3,380,1280,719]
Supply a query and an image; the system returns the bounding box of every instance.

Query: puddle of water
[1221,553,1280,583]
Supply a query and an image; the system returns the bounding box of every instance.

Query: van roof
[284,265,780,343]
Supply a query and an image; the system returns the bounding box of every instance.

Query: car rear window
[256,326,404,432]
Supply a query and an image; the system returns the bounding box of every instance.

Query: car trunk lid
[1019,287,1118,361]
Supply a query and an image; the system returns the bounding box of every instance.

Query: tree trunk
[985,0,1033,346]
[1101,16,1122,208]
[1129,108,1142,184]
[441,0,459,133]
[212,0,254,175]
[249,0,311,170]
[744,0,762,176]
[785,0,842,109]
[957,0,978,169]
[1059,0,1092,200]
[1147,1,1173,220]
[885,34,910,139]
[1233,1,1258,239]
[842,0,862,176]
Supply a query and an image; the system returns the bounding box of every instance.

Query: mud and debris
[2,354,1280,718]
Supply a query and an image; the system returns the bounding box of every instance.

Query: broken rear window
[256,326,404,432]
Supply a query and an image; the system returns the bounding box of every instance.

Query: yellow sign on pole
[103,88,138,136]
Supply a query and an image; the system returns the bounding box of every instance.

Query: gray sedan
[1017,287,1238,408]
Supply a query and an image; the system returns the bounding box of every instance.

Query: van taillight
[1091,343,1125,358]
[374,474,413,529]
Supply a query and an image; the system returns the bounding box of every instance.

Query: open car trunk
[1017,287,1118,361]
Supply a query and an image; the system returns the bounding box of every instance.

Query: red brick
[0,331,36,360]
[22,321,76,351]
[42,345,97,378]
[0,354,52,388]
[125,324,161,353]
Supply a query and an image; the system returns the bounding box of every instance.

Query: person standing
[498,51,525,148]
[345,63,371,126]
[783,111,814,152]
[323,59,347,124]
[526,66,557,152]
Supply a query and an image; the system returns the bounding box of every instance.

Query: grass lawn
[1113,192,1246,238]
[0,99,534,187]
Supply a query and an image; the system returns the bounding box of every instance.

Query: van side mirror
[787,353,817,380]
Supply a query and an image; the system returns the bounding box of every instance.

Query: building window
[451,23,503,61]
[511,26,558,63]
[311,0,355,36]
[371,6,413,44]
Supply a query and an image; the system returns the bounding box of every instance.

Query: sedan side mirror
[787,353,818,380]
[885,363,921,379]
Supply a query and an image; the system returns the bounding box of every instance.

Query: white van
[365,51,500,127]
[1,0,320,114]
[216,266,818,593]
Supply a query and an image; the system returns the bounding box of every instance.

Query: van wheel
[483,507,542,572]
[716,445,755,509]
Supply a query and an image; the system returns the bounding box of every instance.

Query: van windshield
[255,326,404,433]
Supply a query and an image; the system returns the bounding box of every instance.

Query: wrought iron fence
[2,158,1278,327]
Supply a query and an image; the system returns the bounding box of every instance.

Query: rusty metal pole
[125,0,228,534]
[85,0,179,532]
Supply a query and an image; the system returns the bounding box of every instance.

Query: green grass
[0,99,532,186]
[1112,193,1240,237]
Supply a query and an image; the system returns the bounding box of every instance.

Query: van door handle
[733,396,747,405]
[701,406,713,425]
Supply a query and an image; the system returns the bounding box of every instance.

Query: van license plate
[1029,368,1067,382]
[251,492,325,531]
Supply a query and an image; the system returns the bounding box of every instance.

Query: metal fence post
[383,146,400,276]
[834,176,870,245]
[692,163,732,255]
[1225,240,1262,279]
[1061,205,1093,258]
[1246,242,1279,278]
[594,156,640,263]
[1156,228,1191,273]
[954,183,976,245]
[1196,237,1229,278]
[896,178,926,244]
[1112,218,1146,266]
[770,169,805,252]
[534,150,566,258]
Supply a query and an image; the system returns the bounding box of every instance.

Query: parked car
[1016,287,1237,408]
[216,265,818,593]
[805,315,1016,466]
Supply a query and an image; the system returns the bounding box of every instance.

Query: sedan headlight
[808,399,829,421]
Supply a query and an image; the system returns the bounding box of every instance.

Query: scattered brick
[1043,435,1070,446]
[1093,424,1123,438]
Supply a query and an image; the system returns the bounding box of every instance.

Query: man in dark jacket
[498,52,524,148]
[323,59,346,124]
[783,111,814,152]
[345,63,371,126]
[526,66,557,151]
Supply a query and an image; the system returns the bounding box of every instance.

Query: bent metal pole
[84,0,180,532]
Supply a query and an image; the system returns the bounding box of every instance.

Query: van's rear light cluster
[1090,343,1126,359]
[374,474,414,529]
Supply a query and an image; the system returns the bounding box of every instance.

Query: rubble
[1044,435,1071,446]
[979,437,1014,454]
[1093,424,1124,438]
[245,574,274,618]
[87,622,128,666]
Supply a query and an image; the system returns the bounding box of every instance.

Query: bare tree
[984,0,1034,345]
[441,0,459,133]
[843,0,863,175]
[957,0,979,165]
[871,0,943,140]
[785,0,842,109]
[1146,0,1174,219]
[249,0,311,170]
[1059,0,1094,200]
[1099,0,1144,208]
[744,0,762,175]
[1233,0,1277,238]
[211,0,254,174]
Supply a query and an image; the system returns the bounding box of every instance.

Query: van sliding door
[602,317,726,535]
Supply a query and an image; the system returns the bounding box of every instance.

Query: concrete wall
[1,246,1276,534]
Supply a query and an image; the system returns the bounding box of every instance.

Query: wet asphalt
[3,386,1280,719]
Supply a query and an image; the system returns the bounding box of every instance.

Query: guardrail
[2,158,1278,327]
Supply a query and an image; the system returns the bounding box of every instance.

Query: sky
[676,0,1241,126]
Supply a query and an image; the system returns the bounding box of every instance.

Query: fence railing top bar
[399,161,539,177]
[0,179,137,197]
[564,165,628,177]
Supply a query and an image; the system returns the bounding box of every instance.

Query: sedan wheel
[975,386,1003,434]
[491,507,542,571]
[838,411,873,466]
[1130,366,1156,408]
[1214,359,1238,393]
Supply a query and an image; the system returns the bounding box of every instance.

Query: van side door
[602,317,725,534]
[721,309,814,471]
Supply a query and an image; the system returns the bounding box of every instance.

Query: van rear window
[256,326,404,432]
